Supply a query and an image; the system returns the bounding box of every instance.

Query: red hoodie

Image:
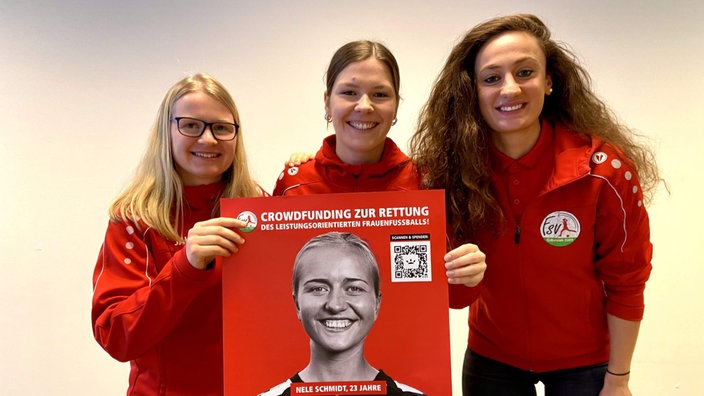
[273,135,419,195]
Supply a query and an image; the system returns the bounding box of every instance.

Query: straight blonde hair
[109,73,261,241]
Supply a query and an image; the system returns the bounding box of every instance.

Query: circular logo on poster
[236,211,258,233]
[540,211,580,247]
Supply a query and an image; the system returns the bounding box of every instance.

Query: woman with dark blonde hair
[92,73,264,394]
[276,40,487,291]
[411,14,659,395]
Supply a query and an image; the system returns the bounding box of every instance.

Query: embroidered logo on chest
[540,211,580,247]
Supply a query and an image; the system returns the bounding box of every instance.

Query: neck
[491,123,541,160]
[300,347,377,382]
[335,144,385,165]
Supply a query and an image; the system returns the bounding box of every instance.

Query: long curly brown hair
[410,14,659,241]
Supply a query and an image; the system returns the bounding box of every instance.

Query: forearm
[606,313,640,373]
[92,248,211,361]
[602,314,640,394]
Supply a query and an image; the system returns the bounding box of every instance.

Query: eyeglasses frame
[172,116,239,141]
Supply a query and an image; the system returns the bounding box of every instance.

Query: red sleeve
[448,283,481,309]
[592,149,653,321]
[91,219,215,361]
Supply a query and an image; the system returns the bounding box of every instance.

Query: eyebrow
[302,277,370,286]
[335,81,393,90]
[479,56,541,72]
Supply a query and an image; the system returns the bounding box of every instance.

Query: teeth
[348,121,377,130]
[194,153,219,158]
[324,319,352,329]
[500,104,523,112]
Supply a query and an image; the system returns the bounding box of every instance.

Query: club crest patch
[540,211,580,247]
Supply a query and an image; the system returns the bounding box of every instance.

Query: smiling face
[170,91,237,185]
[324,58,398,164]
[475,31,552,155]
[293,245,381,356]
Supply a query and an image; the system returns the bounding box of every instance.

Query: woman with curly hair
[410,14,659,396]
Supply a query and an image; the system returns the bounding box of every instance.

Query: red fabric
[92,183,225,395]
[273,135,420,195]
[467,120,652,372]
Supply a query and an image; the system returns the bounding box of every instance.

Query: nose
[324,289,348,313]
[501,75,521,97]
[198,125,218,143]
[355,94,373,112]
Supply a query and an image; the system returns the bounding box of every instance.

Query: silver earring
[547,87,553,95]
[324,113,332,122]
[391,118,398,126]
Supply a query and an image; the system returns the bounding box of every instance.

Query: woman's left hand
[599,372,631,396]
[444,243,486,287]
[286,152,315,167]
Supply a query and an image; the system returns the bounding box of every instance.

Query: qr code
[390,241,431,282]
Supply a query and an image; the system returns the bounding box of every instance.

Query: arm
[91,217,245,361]
[600,314,640,396]
[591,147,652,395]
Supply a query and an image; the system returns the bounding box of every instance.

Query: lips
[497,103,525,112]
[192,152,220,158]
[322,319,353,329]
[347,121,379,130]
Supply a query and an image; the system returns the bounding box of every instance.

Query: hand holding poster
[221,190,451,395]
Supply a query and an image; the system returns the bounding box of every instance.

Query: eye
[517,69,534,78]
[482,75,500,85]
[339,90,356,96]
[373,91,390,98]
[304,284,329,296]
[346,284,368,295]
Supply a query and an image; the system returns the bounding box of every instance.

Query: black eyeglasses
[172,117,239,141]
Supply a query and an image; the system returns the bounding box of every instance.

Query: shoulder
[588,140,643,192]
[258,378,292,396]
[106,215,149,240]
[377,370,426,396]
[273,161,323,195]
[583,140,649,218]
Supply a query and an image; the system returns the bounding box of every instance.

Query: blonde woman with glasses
[91,73,265,395]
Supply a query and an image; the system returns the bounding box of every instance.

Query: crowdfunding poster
[221,190,451,395]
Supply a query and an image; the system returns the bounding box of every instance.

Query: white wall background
[1,1,701,394]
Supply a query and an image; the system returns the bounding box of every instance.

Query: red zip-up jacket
[464,121,652,372]
[92,183,225,395]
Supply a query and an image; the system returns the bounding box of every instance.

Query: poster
[221,190,451,395]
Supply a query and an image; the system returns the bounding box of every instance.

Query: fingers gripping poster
[221,190,451,395]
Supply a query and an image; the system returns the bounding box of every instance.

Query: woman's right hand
[185,217,248,270]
